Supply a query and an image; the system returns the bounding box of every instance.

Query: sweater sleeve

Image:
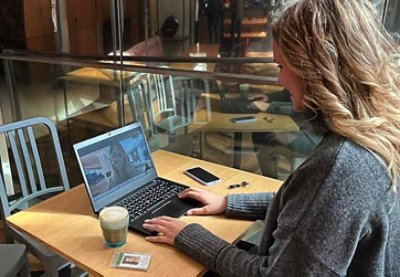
[225,192,275,220]
[175,223,335,277]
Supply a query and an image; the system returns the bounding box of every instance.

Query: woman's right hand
[179,188,227,215]
[248,94,268,102]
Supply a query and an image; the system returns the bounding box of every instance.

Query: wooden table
[171,43,220,72]
[7,150,282,277]
[194,94,299,169]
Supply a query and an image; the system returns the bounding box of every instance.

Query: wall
[157,0,190,55]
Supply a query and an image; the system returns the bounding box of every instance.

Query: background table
[193,94,299,169]
[7,150,282,277]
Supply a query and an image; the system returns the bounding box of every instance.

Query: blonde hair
[272,0,400,190]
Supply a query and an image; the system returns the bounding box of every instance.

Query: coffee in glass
[99,206,129,247]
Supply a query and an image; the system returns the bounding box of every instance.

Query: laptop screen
[73,123,158,212]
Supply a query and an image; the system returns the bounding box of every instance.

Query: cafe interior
[0,0,398,276]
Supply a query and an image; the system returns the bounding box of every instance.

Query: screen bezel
[73,123,158,213]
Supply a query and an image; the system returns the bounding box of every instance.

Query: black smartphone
[230,116,256,124]
[184,167,221,186]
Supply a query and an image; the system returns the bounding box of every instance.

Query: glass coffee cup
[99,206,129,248]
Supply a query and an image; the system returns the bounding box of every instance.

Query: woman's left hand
[143,216,187,245]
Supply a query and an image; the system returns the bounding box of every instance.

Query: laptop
[218,88,260,114]
[73,122,200,236]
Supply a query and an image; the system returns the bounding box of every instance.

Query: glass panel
[1,54,322,186]
[384,0,400,42]
[120,67,321,181]
[2,60,66,121]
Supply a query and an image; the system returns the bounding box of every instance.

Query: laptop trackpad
[130,197,201,236]
[150,196,200,218]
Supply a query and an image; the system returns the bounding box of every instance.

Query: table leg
[200,132,204,159]
[233,132,242,169]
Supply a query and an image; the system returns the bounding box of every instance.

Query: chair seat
[156,115,189,133]
[0,244,29,277]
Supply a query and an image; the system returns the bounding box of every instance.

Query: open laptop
[73,122,200,236]
[217,85,260,114]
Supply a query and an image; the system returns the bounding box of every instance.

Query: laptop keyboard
[117,179,186,221]
[222,98,260,114]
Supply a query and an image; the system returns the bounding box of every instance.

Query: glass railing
[0,51,321,188]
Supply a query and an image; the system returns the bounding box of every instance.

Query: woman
[143,0,400,275]
[109,142,138,188]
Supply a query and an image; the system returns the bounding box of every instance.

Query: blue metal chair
[127,76,202,156]
[0,244,30,277]
[0,117,81,276]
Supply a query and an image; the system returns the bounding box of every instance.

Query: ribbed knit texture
[175,224,229,269]
[174,133,400,276]
[225,192,275,220]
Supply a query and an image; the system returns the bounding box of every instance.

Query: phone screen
[185,167,220,183]
[231,116,256,123]
[236,116,255,120]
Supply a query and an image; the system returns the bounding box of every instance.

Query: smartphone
[184,167,221,186]
[230,116,256,124]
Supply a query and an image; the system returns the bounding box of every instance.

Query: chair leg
[41,258,63,277]
[42,264,59,277]
[70,263,87,277]
[19,253,30,277]
[4,227,15,244]
[256,145,279,178]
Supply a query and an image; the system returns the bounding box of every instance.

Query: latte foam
[99,206,129,230]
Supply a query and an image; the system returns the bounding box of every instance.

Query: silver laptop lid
[73,123,157,213]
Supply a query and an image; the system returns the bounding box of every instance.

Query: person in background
[230,0,244,46]
[206,0,224,44]
[143,0,400,275]
[249,89,321,178]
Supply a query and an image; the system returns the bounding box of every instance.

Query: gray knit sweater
[175,133,400,276]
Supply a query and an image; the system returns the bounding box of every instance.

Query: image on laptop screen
[74,124,158,212]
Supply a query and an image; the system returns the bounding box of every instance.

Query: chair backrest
[140,74,211,132]
[0,117,70,217]
[146,73,179,122]
[127,77,156,136]
[172,76,210,124]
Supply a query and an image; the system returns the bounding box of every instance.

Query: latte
[99,206,129,247]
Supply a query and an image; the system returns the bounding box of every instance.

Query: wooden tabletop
[61,67,139,85]
[7,150,282,277]
[170,44,220,72]
[192,93,299,133]
[184,44,220,57]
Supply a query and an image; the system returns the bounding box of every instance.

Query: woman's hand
[179,187,227,215]
[143,216,187,245]
[248,94,268,102]
[247,94,270,112]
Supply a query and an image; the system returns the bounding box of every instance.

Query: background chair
[0,117,82,276]
[146,73,189,135]
[0,244,30,277]
[127,76,162,150]
[127,76,193,156]
[128,74,211,156]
